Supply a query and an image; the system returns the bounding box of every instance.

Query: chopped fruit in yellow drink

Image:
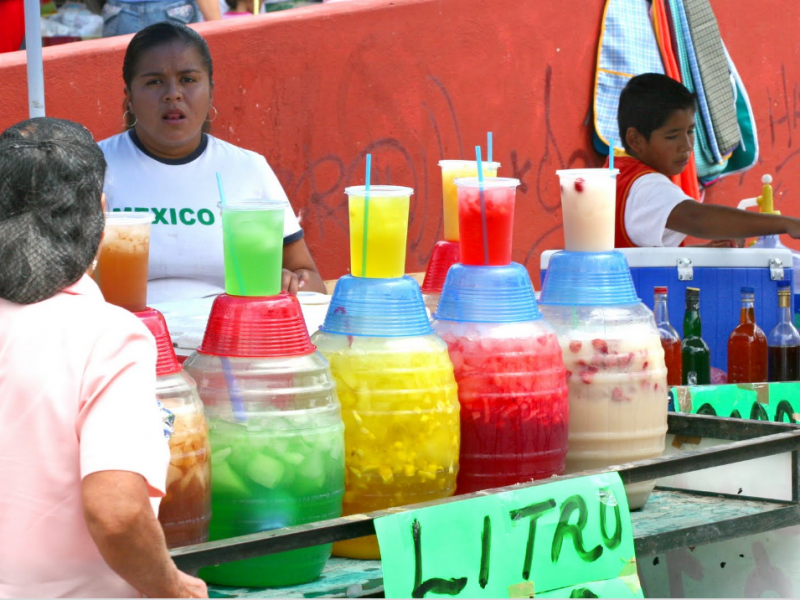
[312,333,460,559]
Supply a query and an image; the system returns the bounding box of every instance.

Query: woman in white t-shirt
[99,22,326,304]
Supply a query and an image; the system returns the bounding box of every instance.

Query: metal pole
[23,0,46,117]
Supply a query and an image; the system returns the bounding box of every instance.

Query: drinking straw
[216,173,246,295]
[487,132,493,164]
[475,146,490,265]
[215,172,247,423]
[609,139,615,170]
[361,154,372,277]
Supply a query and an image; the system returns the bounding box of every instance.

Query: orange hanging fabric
[652,0,701,201]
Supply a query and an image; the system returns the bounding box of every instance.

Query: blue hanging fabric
[593,0,665,154]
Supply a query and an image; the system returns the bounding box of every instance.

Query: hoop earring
[206,106,218,123]
[123,110,138,129]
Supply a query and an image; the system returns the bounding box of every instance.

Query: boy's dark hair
[618,73,696,152]
[225,0,237,9]
[0,118,106,304]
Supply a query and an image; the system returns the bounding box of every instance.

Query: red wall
[1,0,799,281]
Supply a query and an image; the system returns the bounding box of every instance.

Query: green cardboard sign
[374,473,642,598]
[671,382,800,422]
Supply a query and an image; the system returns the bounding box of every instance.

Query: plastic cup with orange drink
[94,211,155,312]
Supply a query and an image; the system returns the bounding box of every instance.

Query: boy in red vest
[615,73,800,248]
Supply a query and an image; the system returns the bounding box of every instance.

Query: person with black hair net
[0,117,207,598]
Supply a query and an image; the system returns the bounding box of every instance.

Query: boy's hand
[784,218,800,240]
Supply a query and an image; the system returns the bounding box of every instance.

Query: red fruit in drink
[569,340,582,353]
[611,387,628,402]
[592,339,609,354]
[574,178,585,192]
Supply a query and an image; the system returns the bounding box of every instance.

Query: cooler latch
[677,258,693,281]
[769,257,785,281]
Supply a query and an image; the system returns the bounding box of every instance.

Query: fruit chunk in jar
[438,326,569,493]
[324,337,460,559]
[559,331,667,509]
[158,408,211,549]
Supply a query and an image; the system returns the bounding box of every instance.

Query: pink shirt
[0,275,170,598]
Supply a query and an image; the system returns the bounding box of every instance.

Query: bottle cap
[741,286,755,294]
[421,241,460,294]
[135,308,182,376]
[321,275,432,337]
[654,286,668,295]
[778,280,792,288]
[539,251,639,306]
[200,293,315,358]
[435,262,542,323]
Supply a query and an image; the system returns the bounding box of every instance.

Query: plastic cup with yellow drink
[439,160,500,242]
[347,185,413,279]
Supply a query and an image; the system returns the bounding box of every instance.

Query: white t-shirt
[624,173,690,247]
[99,132,303,303]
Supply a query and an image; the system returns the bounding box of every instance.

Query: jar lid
[539,251,640,306]
[435,262,542,323]
[320,275,432,337]
[135,307,182,376]
[199,293,316,357]
[421,241,460,294]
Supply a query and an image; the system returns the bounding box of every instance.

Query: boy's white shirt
[624,173,690,247]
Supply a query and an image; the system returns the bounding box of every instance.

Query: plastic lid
[778,280,792,288]
[435,262,542,323]
[320,275,432,337]
[453,177,520,189]
[741,286,756,294]
[216,198,288,212]
[538,251,640,306]
[344,185,414,198]
[438,160,501,169]
[135,307,182,376]
[421,241,460,294]
[654,286,668,294]
[199,293,315,357]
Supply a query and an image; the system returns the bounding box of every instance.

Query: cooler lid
[541,247,794,270]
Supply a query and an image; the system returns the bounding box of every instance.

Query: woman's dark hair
[0,118,106,304]
[618,73,696,152]
[122,22,214,91]
[225,0,237,10]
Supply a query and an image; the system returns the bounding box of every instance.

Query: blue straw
[475,146,489,265]
[215,172,247,423]
[609,140,615,170]
[361,154,372,277]
[487,132,493,164]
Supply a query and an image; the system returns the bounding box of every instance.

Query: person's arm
[196,0,222,21]
[666,200,800,240]
[82,471,208,598]
[282,238,326,295]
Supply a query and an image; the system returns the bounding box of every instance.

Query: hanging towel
[719,43,758,177]
[669,0,727,178]
[652,0,701,200]
[683,0,741,156]
[593,0,665,150]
